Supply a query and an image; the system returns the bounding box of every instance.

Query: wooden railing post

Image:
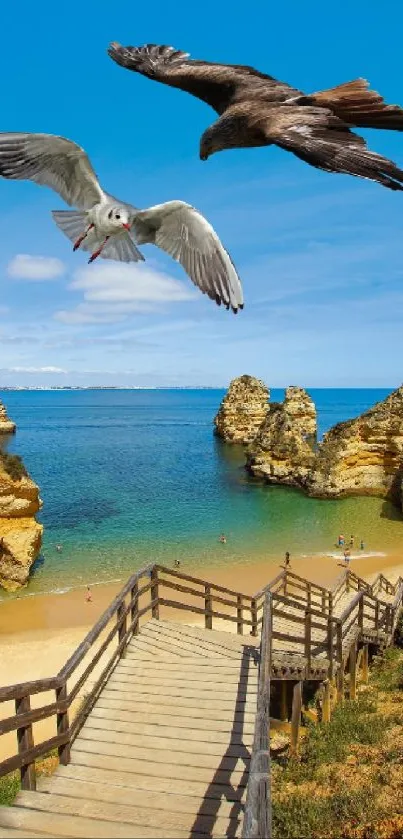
[237,594,243,635]
[251,599,258,637]
[362,644,369,684]
[346,571,350,593]
[336,621,344,703]
[321,590,326,613]
[374,600,379,634]
[117,602,127,645]
[205,584,213,630]
[151,567,159,619]
[322,680,331,723]
[349,642,357,700]
[56,682,70,766]
[283,573,287,597]
[304,609,312,674]
[306,583,312,610]
[328,592,333,618]
[15,694,36,790]
[358,595,364,633]
[327,618,334,679]
[290,681,302,756]
[131,580,139,635]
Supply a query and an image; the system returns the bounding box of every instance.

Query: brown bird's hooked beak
[200,152,208,162]
[122,223,131,231]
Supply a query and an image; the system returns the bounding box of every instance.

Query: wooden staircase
[0,563,402,839]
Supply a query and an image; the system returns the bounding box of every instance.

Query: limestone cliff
[306,386,403,501]
[214,375,269,443]
[246,387,317,485]
[0,400,16,434]
[0,454,43,592]
[246,383,403,507]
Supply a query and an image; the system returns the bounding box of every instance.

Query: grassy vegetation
[0,752,58,807]
[272,647,403,839]
[0,452,28,481]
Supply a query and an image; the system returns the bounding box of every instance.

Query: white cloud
[7,366,67,374]
[8,254,65,281]
[54,262,196,324]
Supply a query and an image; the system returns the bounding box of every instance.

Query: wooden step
[72,741,248,786]
[65,756,247,801]
[155,619,259,649]
[8,792,196,838]
[85,712,254,746]
[95,694,256,721]
[108,669,257,688]
[36,779,242,836]
[89,705,255,734]
[78,720,252,757]
[141,622,254,659]
[75,729,251,772]
[98,682,255,704]
[104,678,256,700]
[39,774,244,822]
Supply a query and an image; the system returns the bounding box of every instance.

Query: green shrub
[371,647,403,692]
[0,453,27,481]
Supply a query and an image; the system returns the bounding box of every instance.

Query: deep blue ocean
[1,388,402,599]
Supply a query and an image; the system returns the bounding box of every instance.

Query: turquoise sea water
[1,388,402,599]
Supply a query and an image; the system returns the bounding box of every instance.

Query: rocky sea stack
[214,375,269,443]
[0,400,43,591]
[215,378,403,510]
[0,399,16,434]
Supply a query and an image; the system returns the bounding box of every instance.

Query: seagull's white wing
[132,201,244,312]
[0,133,105,209]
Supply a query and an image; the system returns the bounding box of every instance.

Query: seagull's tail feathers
[302,79,403,131]
[108,42,189,78]
[52,210,89,244]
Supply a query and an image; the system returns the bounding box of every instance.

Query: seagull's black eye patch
[108,209,113,219]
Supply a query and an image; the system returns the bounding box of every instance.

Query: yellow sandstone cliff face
[243,382,403,507]
[306,387,403,501]
[0,454,43,592]
[246,386,317,485]
[214,375,269,443]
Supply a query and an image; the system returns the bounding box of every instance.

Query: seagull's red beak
[122,223,131,231]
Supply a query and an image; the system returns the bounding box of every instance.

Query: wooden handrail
[155,564,254,601]
[242,591,272,838]
[58,564,154,680]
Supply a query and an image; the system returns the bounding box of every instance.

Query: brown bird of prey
[109,42,403,191]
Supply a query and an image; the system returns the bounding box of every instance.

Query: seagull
[0,132,243,313]
[109,42,403,191]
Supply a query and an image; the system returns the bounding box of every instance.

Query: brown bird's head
[199,129,216,161]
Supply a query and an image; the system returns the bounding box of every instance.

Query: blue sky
[1,0,403,387]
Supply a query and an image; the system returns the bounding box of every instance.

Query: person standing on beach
[350,535,354,548]
[85,585,92,603]
[360,539,365,551]
[338,534,345,548]
[344,548,351,565]
[285,551,291,568]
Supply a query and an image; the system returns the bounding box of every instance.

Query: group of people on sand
[337,533,365,565]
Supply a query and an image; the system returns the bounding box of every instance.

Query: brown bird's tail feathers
[108,43,189,76]
[291,78,403,131]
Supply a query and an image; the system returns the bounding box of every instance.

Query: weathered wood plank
[38,775,243,824]
[96,694,256,721]
[65,755,247,801]
[76,713,254,746]
[74,733,250,773]
[88,705,255,734]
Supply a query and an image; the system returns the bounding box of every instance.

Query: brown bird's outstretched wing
[261,106,403,190]
[108,43,300,115]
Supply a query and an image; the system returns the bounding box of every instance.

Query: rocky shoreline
[215,377,403,511]
[0,399,43,591]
